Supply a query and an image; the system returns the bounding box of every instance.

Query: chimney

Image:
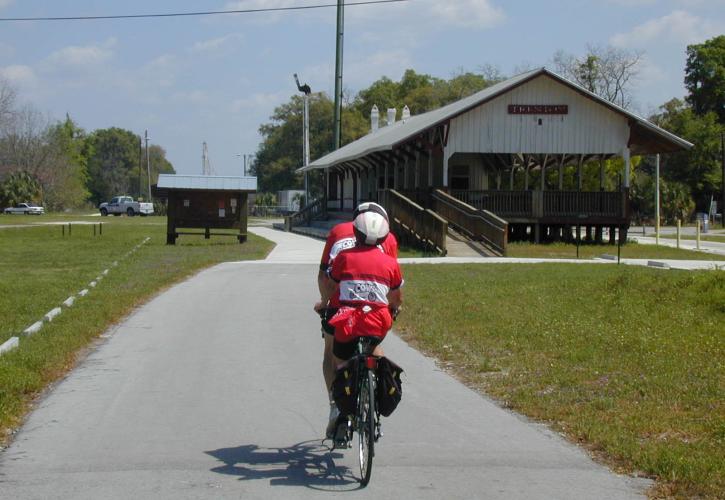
[387,108,397,126]
[371,104,379,132]
[401,105,410,122]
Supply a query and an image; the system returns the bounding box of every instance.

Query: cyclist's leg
[322,333,335,392]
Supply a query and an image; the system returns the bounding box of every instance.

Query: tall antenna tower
[201,141,214,175]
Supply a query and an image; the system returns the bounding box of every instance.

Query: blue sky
[1,0,723,177]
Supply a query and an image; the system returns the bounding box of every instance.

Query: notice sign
[230,198,237,208]
[219,208,226,218]
[508,104,568,115]
[183,199,190,207]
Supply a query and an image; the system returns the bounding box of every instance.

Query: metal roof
[298,67,692,172]
[156,174,257,191]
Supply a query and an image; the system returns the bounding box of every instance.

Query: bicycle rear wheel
[357,369,375,486]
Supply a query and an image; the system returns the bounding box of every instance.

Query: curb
[1,237,151,358]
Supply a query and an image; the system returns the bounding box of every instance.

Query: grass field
[0,215,274,443]
[505,240,725,260]
[396,263,724,498]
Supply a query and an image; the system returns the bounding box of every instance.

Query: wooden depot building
[295,67,692,255]
[152,174,257,245]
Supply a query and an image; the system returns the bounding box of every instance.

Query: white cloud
[190,33,243,53]
[0,64,37,86]
[231,90,288,112]
[346,49,413,88]
[46,38,116,67]
[611,10,724,47]
[430,0,505,28]
[171,90,209,104]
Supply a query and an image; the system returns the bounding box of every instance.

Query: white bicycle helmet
[353,202,388,221]
[353,210,390,246]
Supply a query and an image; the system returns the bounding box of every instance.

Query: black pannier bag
[376,357,403,417]
[332,358,360,417]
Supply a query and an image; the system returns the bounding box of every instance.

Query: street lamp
[236,153,254,176]
[294,73,311,205]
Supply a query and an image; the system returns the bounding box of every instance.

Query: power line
[0,0,409,22]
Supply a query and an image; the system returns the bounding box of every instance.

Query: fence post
[68,223,72,236]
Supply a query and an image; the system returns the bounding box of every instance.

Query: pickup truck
[99,196,154,217]
[3,202,45,215]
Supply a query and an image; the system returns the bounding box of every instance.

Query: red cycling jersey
[320,221,398,308]
[328,245,403,342]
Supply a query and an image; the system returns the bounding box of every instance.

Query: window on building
[450,165,470,190]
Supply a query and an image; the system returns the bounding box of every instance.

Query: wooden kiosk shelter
[295,68,692,255]
[152,174,256,245]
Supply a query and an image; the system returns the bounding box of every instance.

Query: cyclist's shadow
[205,439,359,490]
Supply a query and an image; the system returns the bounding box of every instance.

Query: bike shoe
[325,404,340,439]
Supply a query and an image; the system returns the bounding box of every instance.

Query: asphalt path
[0,227,651,499]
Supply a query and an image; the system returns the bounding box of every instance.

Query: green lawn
[0,216,273,442]
[506,241,725,260]
[396,263,724,499]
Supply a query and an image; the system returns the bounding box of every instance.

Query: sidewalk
[249,226,725,271]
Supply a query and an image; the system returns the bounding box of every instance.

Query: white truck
[99,196,154,217]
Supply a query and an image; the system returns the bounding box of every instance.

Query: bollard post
[68,222,72,237]
[100,222,103,235]
[696,220,701,249]
[93,224,96,237]
[62,225,65,237]
[617,225,622,264]
[676,219,681,249]
[643,224,646,236]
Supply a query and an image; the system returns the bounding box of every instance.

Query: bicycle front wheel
[357,369,375,486]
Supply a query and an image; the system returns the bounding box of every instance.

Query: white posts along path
[0,229,650,499]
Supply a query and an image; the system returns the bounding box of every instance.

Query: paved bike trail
[0,227,651,499]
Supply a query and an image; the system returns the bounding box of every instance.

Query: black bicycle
[333,335,381,487]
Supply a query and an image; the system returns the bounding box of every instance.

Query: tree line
[253,37,725,222]
[0,82,175,211]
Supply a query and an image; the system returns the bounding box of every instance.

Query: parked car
[3,202,45,215]
[99,196,154,217]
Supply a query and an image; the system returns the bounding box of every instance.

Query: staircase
[283,210,352,240]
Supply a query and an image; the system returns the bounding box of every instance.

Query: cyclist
[315,202,398,437]
[316,208,403,436]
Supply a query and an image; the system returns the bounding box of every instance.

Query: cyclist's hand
[390,305,401,320]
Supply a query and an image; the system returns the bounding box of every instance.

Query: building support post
[414,151,420,189]
[623,147,631,189]
[599,156,605,191]
[655,153,660,244]
[558,155,564,190]
[577,154,583,191]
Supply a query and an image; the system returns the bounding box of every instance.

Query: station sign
[508,104,568,115]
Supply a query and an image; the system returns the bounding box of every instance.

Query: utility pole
[138,137,143,199]
[294,73,311,204]
[721,131,724,228]
[145,130,151,201]
[333,0,344,151]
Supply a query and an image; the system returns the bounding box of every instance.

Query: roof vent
[401,105,410,122]
[387,108,396,126]
[371,105,379,132]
